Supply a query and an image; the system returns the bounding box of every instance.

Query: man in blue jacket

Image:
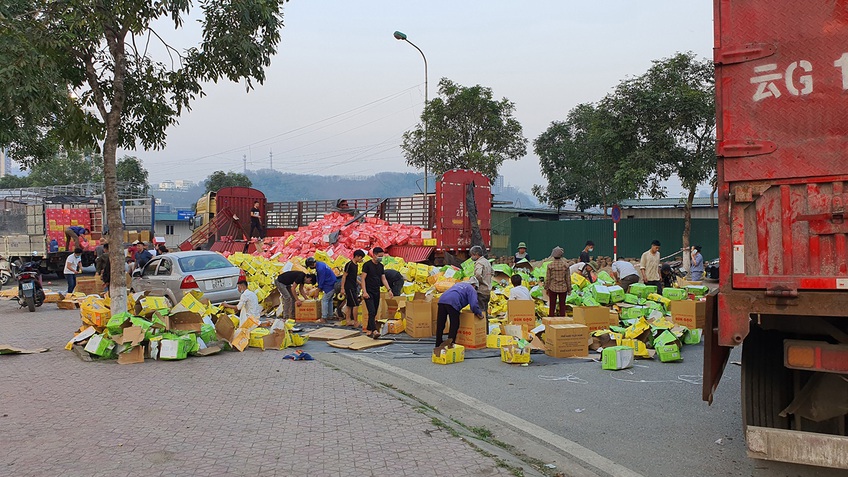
[435,277,484,353]
[306,257,338,320]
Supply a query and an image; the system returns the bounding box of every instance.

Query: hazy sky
[129,1,714,197]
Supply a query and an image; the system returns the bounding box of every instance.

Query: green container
[200,323,217,345]
[582,295,600,307]
[159,337,191,360]
[596,271,616,286]
[607,285,625,303]
[683,328,703,345]
[565,292,583,306]
[492,264,513,276]
[662,287,687,301]
[106,312,133,336]
[628,283,657,299]
[83,334,116,358]
[686,285,709,297]
[621,306,646,320]
[644,301,666,313]
[590,284,611,305]
[623,293,640,305]
[656,344,682,362]
[602,346,634,370]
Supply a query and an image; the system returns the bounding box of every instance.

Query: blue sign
[177,210,193,221]
[611,205,621,223]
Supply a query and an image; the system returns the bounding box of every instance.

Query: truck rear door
[716,0,848,292]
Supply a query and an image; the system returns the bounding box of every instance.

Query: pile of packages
[256,213,425,261]
[66,290,308,364]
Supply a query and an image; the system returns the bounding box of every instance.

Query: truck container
[190,170,491,263]
[0,183,154,277]
[706,0,848,469]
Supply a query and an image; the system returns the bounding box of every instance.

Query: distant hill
[154,169,538,208]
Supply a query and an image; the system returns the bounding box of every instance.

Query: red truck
[187,169,492,264]
[706,0,848,469]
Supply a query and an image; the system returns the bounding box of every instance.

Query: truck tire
[25,295,35,312]
[742,323,792,430]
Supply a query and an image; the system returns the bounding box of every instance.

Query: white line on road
[348,354,645,477]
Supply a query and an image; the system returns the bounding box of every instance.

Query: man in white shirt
[611,260,641,294]
[639,240,662,291]
[223,280,262,326]
[508,274,532,300]
[64,248,83,293]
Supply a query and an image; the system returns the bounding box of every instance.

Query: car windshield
[178,254,232,272]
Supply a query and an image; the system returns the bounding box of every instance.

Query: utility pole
[243,154,247,174]
[269,149,273,170]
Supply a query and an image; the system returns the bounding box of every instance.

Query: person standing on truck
[275,271,316,319]
[470,245,493,318]
[305,257,337,321]
[611,259,641,293]
[249,200,264,239]
[640,240,663,292]
[64,248,83,293]
[361,247,393,339]
[545,247,571,316]
[341,250,364,326]
[579,241,594,263]
[64,226,89,252]
[513,242,530,264]
[689,245,705,281]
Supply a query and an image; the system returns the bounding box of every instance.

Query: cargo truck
[705,0,848,469]
[0,183,154,277]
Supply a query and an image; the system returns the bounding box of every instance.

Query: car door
[155,257,179,299]
[134,258,162,292]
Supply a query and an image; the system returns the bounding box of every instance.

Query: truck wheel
[26,295,35,312]
[742,323,792,429]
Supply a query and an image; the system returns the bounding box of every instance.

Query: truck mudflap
[703,292,732,404]
[746,426,848,469]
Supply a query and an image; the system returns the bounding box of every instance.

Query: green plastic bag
[461,258,475,278]
[530,285,544,300]
[532,261,549,280]
[492,264,513,276]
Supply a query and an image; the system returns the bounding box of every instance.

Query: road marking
[348,354,645,477]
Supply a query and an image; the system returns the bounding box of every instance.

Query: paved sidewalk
[0,301,513,477]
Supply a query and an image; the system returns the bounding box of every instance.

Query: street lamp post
[393,30,429,196]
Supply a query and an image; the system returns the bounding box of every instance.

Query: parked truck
[0,183,154,277]
[189,169,492,264]
[706,1,848,469]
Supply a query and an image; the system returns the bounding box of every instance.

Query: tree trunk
[710,182,717,207]
[466,182,484,251]
[682,186,696,275]
[104,29,129,314]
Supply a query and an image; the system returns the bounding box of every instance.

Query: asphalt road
[6,277,844,477]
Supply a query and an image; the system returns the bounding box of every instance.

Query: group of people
[519,239,706,318]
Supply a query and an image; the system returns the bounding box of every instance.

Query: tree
[401,78,527,181]
[610,52,715,266]
[117,155,150,196]
[204,171,252,194]
[25,149,103,187]
[533,102,660,213]
[0,174,30,189]
[1,1,289,313]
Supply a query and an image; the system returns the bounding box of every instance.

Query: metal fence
[508,217,719,261]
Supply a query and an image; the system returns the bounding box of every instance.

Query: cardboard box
[602,346,634,370]
[662,287,687,301]
[295,300,321,322]
[656,344,682,362]
[456,311,487,349]
[609,310,620,327]
[407,294,435,338]
[684,328,703,345]
[384,297,406,319]
[262,329,291,351]
[117,345,145,364]
[572,306,611,333]
[83,334,115,357]
[74,276,99,295]
[500,344,531,364]
[249,328,271,349]
[669,300,706,329]
[135,296,169,317]
[57,298,79,310]
[432,345,465,365]
[545,323,589,358]
[542,316,573,328]
[486,334,516,349]
[507,300,536,331]
[158,310,203,333]
[44,291,63,303]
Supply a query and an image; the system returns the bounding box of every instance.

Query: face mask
[588,248,594,253]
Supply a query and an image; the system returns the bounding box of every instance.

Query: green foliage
[0,174,31,189]
[401,78,527,180]
[116,155,150,195]
[204,171,252,194]
[26,149,103,186]
[533,102,656,212]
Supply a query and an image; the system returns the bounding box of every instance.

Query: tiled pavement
[0,301,512,477]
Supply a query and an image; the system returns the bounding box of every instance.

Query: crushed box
[602,345,634,370]
[501,344,531,364]
[432,345,465,364]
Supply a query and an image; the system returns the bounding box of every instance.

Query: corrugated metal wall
[509,218,718,261]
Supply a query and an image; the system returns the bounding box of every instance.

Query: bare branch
[83,54,109,120]
[147,27,184,70]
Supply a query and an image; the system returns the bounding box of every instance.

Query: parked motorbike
[0,255,11,286]
[13,260,45,312]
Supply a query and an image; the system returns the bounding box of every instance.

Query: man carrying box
[435,278,484,354]
[306,257,338,321]
[275,271,317,320]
